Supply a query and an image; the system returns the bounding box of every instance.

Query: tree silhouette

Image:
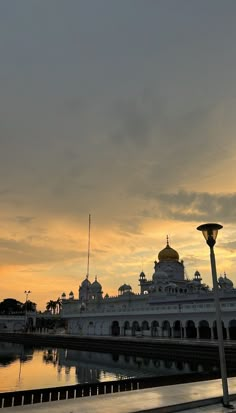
[22,300,36,312]
[46,300,57,314]
[0,298,23,314]
[56,297,62,314]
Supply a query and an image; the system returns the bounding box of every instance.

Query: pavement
[4,377,236,413]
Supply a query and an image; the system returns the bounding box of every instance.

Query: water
[0,341,218,392]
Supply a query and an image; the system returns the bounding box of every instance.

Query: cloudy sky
[1,0,236,310]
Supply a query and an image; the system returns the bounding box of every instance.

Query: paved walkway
[5,377,236,413]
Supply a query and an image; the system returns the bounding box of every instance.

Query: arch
[213,321,227,340]
[143,358,150,366]
[153,359,160,368]
[111,320,120,336]
[198,320,211,339]
[186,320,197,339]
[132,321,140,336]
[99,321,104,336]
[164,359,173,368]
[229,320,236,340]
[124,321,130,336]
[162,320,171,338]
[151,320,159,337]
[189,360,198,372]
[124,355,130,363]
[13,321,24,332]
[175,360,184,371]
[141,320,149,331]
[112,354,119,362]
[27,317,34,332]
[173,320,182,338]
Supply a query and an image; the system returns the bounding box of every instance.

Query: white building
[61,240,236,340]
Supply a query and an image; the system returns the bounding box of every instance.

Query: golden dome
[158,239,179,262]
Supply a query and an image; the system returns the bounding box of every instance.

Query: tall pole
[24,290,31,332]
[197,223,232,408]
[86,214,91,279]
[85,214,91,305]
[209,246,230,407]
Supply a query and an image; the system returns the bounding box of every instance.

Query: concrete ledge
[4,378,236,413]
[138,396,227,412]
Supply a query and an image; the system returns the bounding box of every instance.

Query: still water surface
[0,341,218,392]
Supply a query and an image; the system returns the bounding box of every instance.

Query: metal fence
[0,372,221,408]
[0,379,141,408]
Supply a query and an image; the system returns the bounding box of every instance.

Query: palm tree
[56,297,62,314]
[46,300,57,314]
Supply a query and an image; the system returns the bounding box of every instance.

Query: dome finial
[158,238,179,262]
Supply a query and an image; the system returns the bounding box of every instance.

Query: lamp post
[197,223,230,407]
[24,290,31,332]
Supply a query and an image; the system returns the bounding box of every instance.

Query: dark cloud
[141,191,236,224]
[132,101,235,193]
[110,95,163,148]
[0,2,235,230]
[0,93,235,232]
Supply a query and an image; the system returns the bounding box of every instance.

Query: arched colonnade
[111,319,236,340]
[68,318,236,339]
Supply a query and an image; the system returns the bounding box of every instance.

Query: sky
[1,0,236,310]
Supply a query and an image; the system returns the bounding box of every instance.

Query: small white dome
[153,270,168,283]
[81,277,91,288]
[91,279,102,293]
[118,284,132,293]
[166,282,177,288]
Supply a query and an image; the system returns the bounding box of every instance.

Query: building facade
[61,240,236,340]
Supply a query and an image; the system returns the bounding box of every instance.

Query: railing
[0,379,139,408]
[0,372,221,408]
[63,302,236,317]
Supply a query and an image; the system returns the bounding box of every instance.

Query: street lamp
[24,290,31,332]
[197,223,231,407]
[24,290,31,302]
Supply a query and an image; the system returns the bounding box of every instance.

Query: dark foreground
[1,333,236,409]
[2,378,236,412]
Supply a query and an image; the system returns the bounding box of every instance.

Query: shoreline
[1,332,236,362]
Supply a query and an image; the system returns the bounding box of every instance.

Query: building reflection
[0,343,220,392]
[43,348,58,366]
[41,348,218,384]
[0,342,33,367]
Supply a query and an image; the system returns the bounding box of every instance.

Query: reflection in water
[0,342,33,367]
[0,341,220,392]
[43,349,58,366]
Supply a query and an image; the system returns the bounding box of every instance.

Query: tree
[0,298,24,315]
[46,300,57,314]
[55,297,62,314]
[22,300,37,312]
